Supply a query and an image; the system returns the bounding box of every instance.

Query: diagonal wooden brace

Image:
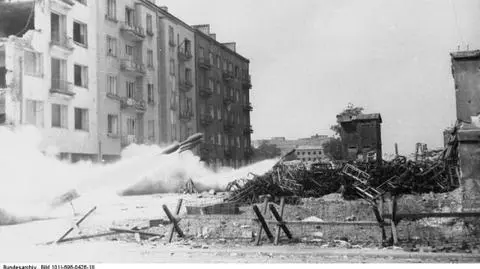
[253,204,274,244]
[269,203,292,245]
[164,199,184,243]
[56,206,97,244]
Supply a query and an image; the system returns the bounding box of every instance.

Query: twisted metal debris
[226,126,460,205]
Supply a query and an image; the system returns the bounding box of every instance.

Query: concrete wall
[451,53,480,123]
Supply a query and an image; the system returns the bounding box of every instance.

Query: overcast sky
[159,0,480,154]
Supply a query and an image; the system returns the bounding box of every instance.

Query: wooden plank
[109,227,164,237]
[270,204,292,244]
[382,211,480,219]
[261,220,389,226]
[274,197,286,245]
[46,231,117,245]
[255,197,269,245]
[253,205,274,244]
[56,206,97,244]
[389,195,398,245]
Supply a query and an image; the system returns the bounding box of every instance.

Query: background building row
[0,0,252,168]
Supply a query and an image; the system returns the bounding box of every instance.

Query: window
[147,84,154,103]
[216,55,221,68]
[169,59,175,75]
[51,58,67,90]
[147,50,154,68]
[107,114,118,135]
[185,68,192,83]
[106,0,116,20]
[74,108,89,131]
[51,12,66,44]
[74,64,88,88]
[217,107,222,120]
[127,117,136,135]
[223,59,227,71]
[208,78,214,89]
[168,26,174,44]
[126,81,135,98]
[184,39,191,55]
[107,75,117,95]
[125,45,134,57]
[148,120,155,141]
[51,104,68,128]
[24,51,43,76]
[26,100,44,127]
[73,21,88,46]
[125,8,135,27]
[146,14,153,34]
[209,52,214,64]
[199,47,204,58]
[106,35,117,56]
[236,90,240,102]
[216,82,221,94]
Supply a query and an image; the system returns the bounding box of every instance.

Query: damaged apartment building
[0,0,253,168]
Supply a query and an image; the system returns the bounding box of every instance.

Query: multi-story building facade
[0,0,99,162]
[295,145,327,162]
[155,5,196,144]
[94,0,159,161]
[254,135,331,155]
[192,25,252,169]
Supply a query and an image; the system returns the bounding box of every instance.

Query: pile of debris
[226,126,460,205]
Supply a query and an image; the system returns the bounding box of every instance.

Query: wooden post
[253,205,274,244]
[389,195,398,245]
[255,196,270,245]
[165,199,184,243]
[395,143,399,157]
[56,206,97,244]
[270,198,292,245]
[372,198,386,245]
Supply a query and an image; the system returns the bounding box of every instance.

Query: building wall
[340,120,382,162]
[157,10,196,144]
[95,0,159,157]
[2,0,99,159]
[450,53,480,123]
[194,29,252,169]
[295,147,326,162]
[256,135,331,155]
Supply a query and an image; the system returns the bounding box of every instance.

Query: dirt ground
[1,193,479,263]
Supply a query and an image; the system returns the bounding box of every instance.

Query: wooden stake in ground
[253,205,274,244]
[56,206,97,244]
[164,199,184,243]
[389,195,398,245]
[372,198,386,245]
[271,197,292,245]
[255,196,270,245]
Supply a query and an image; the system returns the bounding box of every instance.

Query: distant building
[254,134,331,155]
[450,50,480,123]
[337,113,382,163]
[295,145,326,162]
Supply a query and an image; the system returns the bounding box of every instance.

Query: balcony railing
[243,103,253,112]
[180,110,193,121]
[242,75,252,90]
[120,22,145,41]
[179,78,193,92]
[199,57,212,69]
[199,87,213,98]
[200,114,213,126]
[120,97,146,112]
[50,78,75,96]
[120,59,145,75]
[50,35,75,51]
[178,48,192,61]
[222,71,234,82]
[146,27,154,36]
[243,125,253,135]
[223,96,234,105]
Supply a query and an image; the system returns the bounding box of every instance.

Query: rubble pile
[226,127,460,205]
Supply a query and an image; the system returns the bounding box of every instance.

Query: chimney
[222,42,236,52]
[192,24,210,35]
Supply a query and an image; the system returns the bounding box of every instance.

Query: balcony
[199,57,212,70]
[243,103,253,112]
[224,122,234,133]
[180,110,193,121]
[200,114,213,126]
[120,97,146,113]
[50,78,75,97]
[223,96,234,105]
[121,134,138,147]
[243,125,253,135]
[199,86,213,98]
[178,48,192,61]
[179,78,193,92]
[120,59,145,76]
[242,75,252,90]
[222,71,234,82]
[120,22,145,41]
[50,35,75,54]
[51,0,75,11]
[106,92,121,101]
[146,27,154,36]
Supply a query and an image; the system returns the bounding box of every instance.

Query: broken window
[24,51,43,76]
[107,114,118,135]
[147,83,154,103]
[106,0,117,20]
[126,81,135,99]
[74,64,88,88]
[51,12,66,44]
[51,104,68,128]
[73,21,88,46]
[146,14,153,34]
[74,107,89,131]
[106,35,117,56]
[107,75,117,95]
[125,8,135,27]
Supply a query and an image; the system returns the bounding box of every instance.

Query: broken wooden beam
[253,204,274,244]
[55,206,97,244]
[109,227,164,237]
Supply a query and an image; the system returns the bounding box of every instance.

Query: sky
[158,0,480,154]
